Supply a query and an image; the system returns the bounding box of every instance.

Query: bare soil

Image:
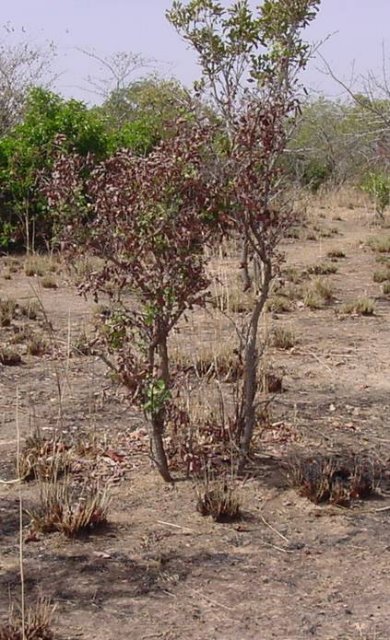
[1,193,390,640]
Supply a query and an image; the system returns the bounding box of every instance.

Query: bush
[361,171,390,218]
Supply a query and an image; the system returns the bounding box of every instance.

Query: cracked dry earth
[1,194,390,640]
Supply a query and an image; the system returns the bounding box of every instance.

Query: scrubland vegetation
[1,1,390,639]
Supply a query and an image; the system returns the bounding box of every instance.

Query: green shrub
[361,172,390,218]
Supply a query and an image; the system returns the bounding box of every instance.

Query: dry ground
[1,189,390,640]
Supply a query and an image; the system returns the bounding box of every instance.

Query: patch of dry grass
[271,326,297,350]
[341,298,376,316]
[18,430,70,482]
[0,298,17,327]
[288,453,381,506]
[0,597,56,640]
[28,474,110,537]
[266,295,293,313]
[373,268,390,283]
[304,278,334,309]
[196,477,241,522]
[173,342,242,382]
[367,236,390,254]
[307,262,338,275]
[211,284,255,314]
[24,255,58,278]
[0,346,22,366]
[26,334,50,357]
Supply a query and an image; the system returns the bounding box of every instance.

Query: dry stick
[293,347,333,374]
[157,520,194,533]
[190,588,233,612]
[16,388,26,640]
[259,512,290,545]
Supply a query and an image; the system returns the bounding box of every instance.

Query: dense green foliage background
[0,77,389,251]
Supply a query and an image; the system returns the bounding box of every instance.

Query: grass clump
[196,478,241,523]
[72,329,93,356]
[383,282,390,295]
[0,347,22,366]
[26,334,50,357]
[288,453,380,506]
[271,326,297,350]
[341,297,376,316]
[327,249,346,259]
[211,286,255,314]
[24,256,57,277]
[0,298,17,327]
[19,301,40,320]
[282,267,308,284]
[40,275,57,290]
[0,597,56,640]
[367,235,390,253]
[266,295,293,313]
[18,430,69,482]
[304,278,334,309]
[373,269,390,283]
[375,254,390,265]
[307,262,338,275]
[28,475,110,537]
[174,344,242,382]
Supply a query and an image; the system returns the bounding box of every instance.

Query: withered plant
[44,123,223,482]
[168,0,321,472]
[0,597,56,640]
[288,453,381,506]
[196,475,241,523]
[28,474,110,537]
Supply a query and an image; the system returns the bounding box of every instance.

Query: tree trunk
[238,259,272,474]
[148,335,173,482]
[150,410,173,482]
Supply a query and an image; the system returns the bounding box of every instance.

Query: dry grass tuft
[0,347,22,366]
[307,262,338,275]
[304,278,334,309]
[40,275,58,290]
[26,334,50,357]
[327,249,346,260]
[18,430,69,482]
[24,256,57,278]
[19,301,40,320]
[211,285,255,314]
[173,343,243,382]
[266,295,293,313]
[341,298,376,316]
[196,477,241,522]
[373,269,390,283]
[271,326,297,350]
[0,298,17,327]
[288,453,381,506]
[28,475,110,537]
[367,235,390,254]
[0,597,56,640]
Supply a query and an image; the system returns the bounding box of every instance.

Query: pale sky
[3,0,390,103]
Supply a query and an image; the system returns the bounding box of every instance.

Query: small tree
[45,122,223,482]
[167,0,321,471]
[0,30,55,135]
